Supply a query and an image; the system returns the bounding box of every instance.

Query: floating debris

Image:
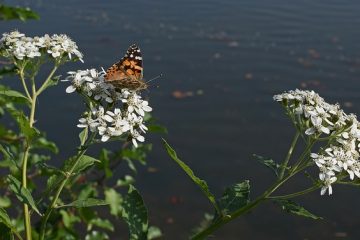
[172,89,204,99]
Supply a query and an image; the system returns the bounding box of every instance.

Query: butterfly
[104,44,147,91]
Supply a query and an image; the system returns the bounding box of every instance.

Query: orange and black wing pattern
[105,44,147,90]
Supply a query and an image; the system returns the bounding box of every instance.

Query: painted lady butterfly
[104,44,147,91]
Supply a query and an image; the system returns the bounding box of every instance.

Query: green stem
[22,88,37,240]
[19,67,31,100]
[266,184,320,200]
[191,173,293,240]
[289,139,315,174]
[22,146,31,240]
[21,63,58,240]
[191,136,318,240]
[36,65,58,95]
[39,133,95,240]
[278,131,300,179]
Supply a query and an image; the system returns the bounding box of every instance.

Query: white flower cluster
[274,89,360,195]
[64,69,152,147]
[0,30,83,62]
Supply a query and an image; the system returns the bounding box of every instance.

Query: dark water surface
[2,0,360,239]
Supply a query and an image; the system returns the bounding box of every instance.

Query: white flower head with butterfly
[64,44,153,147]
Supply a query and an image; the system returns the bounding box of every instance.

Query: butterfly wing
[105,44,145,90]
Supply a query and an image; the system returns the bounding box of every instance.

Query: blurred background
[2,0,360,239]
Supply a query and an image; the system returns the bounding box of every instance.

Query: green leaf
[253,154,281,177]
[0,86,29,105]
[79,128,88,145]
[88,218,114,231]
[116,175,135,187]
[40,75,60,92]
[0,66,16,79]
[7,175,42,216]
[0,223,14,240]
[97,149,112,178]
[0,208,12,229]
[0,208,17,240]
[0,88,29,102]
[32,137,58,153]
[192,213,214,235]
[60,210,81,228]
[0,144,20,170]
[57,198,109,208]
[0,5,39,21]
[66,155,99,174]
[162,139,220,214]
[147,124,168,134]
[122,185,148,240]
[147,226,162,240]
[85,231,109,240]
[0,196,11,208]
[45,173,65,195]
[121,144,152,165]
[217,181,250,215]
[274,199,322,220]
[8,110,39,141]
[104,189,123,216]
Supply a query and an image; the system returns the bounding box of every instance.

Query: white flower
[68,67,153,147]
[48,34,83,62]
[122,90,152,116]
[320,176,337,195]
[0,31,83,62]
[277,89,360,195]
[131,130,145,148]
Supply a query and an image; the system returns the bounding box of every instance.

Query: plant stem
[36,65,58,95]
[21,63,58,240]
[191,137,316,240]
[39,134,95,240]
[266,184,320,200]
[19,67,31,100]
[22,88,37,240]
[191,173,294,240]
[278,131,300,179]
[22,146,32,240]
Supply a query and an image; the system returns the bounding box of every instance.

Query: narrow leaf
[0,89,29,103]
[274,199,322,220]
[122,185,148,239]
[7,175,42,216]
[253,154,281,177]
[0,223,14,240]
[57,198,109,208]
[162,139,220,214]
[0,208,12,229]
[0,144,20,170]
[0,208,21,240]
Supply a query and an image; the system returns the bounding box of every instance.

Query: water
[2,0,360,239]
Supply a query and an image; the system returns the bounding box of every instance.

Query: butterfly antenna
[146,73,163,84]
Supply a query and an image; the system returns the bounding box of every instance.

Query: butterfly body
[104,44,147,91]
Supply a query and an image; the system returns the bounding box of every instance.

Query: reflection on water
[2,0,360,239]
